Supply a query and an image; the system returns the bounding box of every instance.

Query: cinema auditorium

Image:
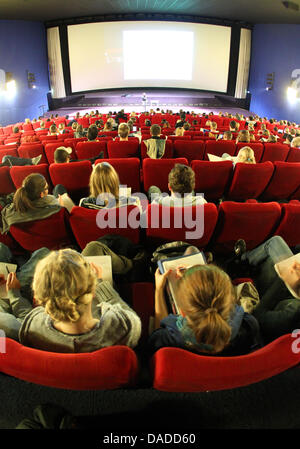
[0,0,300,433]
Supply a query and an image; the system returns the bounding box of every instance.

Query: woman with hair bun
[0,248,141,352]
[149,263,260,355]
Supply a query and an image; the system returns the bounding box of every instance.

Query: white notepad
[0,262,17,299]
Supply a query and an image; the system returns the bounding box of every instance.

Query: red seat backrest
[260,161,300,201]
[0,338,138,390]
[173,140,205,164]
[69,205,140,249]
[191,160,233,201]
[49,160,92,198]
[235,142,264,162]
[0,147,18,163]
[17,144,47,164]
[261,143,290,162]
[226,161,274,201]
[10,164,52,191]
[107,140,139,158]
[94,158,141,192]
[76,141,108,159]
[0,166,15,195]
[143,158,189,192]
[286,148,300,162]
[152,334,300,392]
[44,142,76,164]
[274,201,300,247]
[212,201,281,253]
[205,140,236,159]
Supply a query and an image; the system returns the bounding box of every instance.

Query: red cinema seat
[191,160,233,202]
[205,140,236,159]
[49,160,92,201]
[260,162,300,201]
[69,205,140,249]
[0,338,138,390]
[286,148,300,162]
[17,143,47,164]
[10,164,52,191]
[4,137,20,145]
[3,125,13,135]
[143,158,189,193]
[21,123,33,132]
[226,161,274,201]
[0,166,15,195]
[141,139,173,159]
[44,120,54,129]
[94,158,141,193]
[260,143,290,162]
[145,203,218,248]
[63,137,87,151]
[76,141,108,159]
[0,147,18,162]
[151,334,300,392]
[212,201,281,254]
[167,135,192,143]
[107,140,139,158]
[77,117,90,128]
[173,140,205,164]
[9,208,72,251]
[274,201,300,247]
[235,142,264,162]
[39,135,58,143]
[44,142,76,164]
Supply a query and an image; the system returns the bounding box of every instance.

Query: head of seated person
[58,123,65,133]
[210,121,218,132]
[33,249,99,337]
[12,126,20,134]
[266,134,277,143]
[229,120,239,132]
[13,173,50,213]
[54,146,72,164]
[236,146,256,164]
[168,164,195,197]
[48,124,58,135]
[183,122,191,131]
[236,130,251,143]
[174,264,236,354]
[118,123,129,141]
[103,121,113,132]
[175,127,184,137]
[87,125,98,141]
[221,131,232,141]
[291,136,300,148]
[144,119,151,126]
[88,162,121,207]
[150,124,162,138]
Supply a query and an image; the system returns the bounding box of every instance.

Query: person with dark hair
[87,125,99,141]
[148,163,206,206]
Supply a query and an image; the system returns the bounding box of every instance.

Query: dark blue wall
[0,20,49,126]
[249,24,300,123]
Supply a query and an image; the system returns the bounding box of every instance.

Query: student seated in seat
[221,146,256,165]
[79,162,140,210]
[143,124,166,159]
[0,173,68,234]
[0,247,141,352]
[0,154,42,167]
[149,260,260,356]
[48,124,59,136]
[148,163,206,206]
[54,146,103,165]
[236,129,255,144]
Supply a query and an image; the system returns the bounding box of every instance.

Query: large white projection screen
[68,21,231,93]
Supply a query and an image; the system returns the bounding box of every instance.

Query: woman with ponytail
[1,173,65,234]
[0,248,141,352]
[149,263,260,355]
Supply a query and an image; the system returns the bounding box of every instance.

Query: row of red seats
[1,156,300,203]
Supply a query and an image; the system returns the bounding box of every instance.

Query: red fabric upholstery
[0,338,138,390]
[191,160,233,201]
[94,158,141,192]
[151,334,300,392]
[76,141,108,159]
[49,160,92,200]
[9,208,72,251]
[146,203,218,248]
[286,148,300,162]
[69,205,140,249]
[17,143,47,164]
[107,140,139,158]
[44,142,76,164]
[10,164,52,190]
[0,166,15,195]
[260,143,290,162]
[274,201,300,247]
[235,142,264,162]
[173,140,205,164]
[226,161,274,201]
[127,282,155,342]
[21,123,33,131]
[0,147,18,162]
[213,201,281,253]
[63,137,87,151]
[143,158,189,192]
[141,139,173,159]
[204,140,236,159]
[260,161,300,201]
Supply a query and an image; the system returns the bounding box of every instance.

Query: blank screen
[68,21,231,93]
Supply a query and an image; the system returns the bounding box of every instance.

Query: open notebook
[84,256,113,285]
[0,262,17,299]
[158,252,206,314]
[207,153,237,163]
[274,253,300,299]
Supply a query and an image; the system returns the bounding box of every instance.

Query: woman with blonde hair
[236,146,256,164]
[0,248,141,351]
[174,127,184,137]
[79,162,139,210]
[149,263,259,355]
